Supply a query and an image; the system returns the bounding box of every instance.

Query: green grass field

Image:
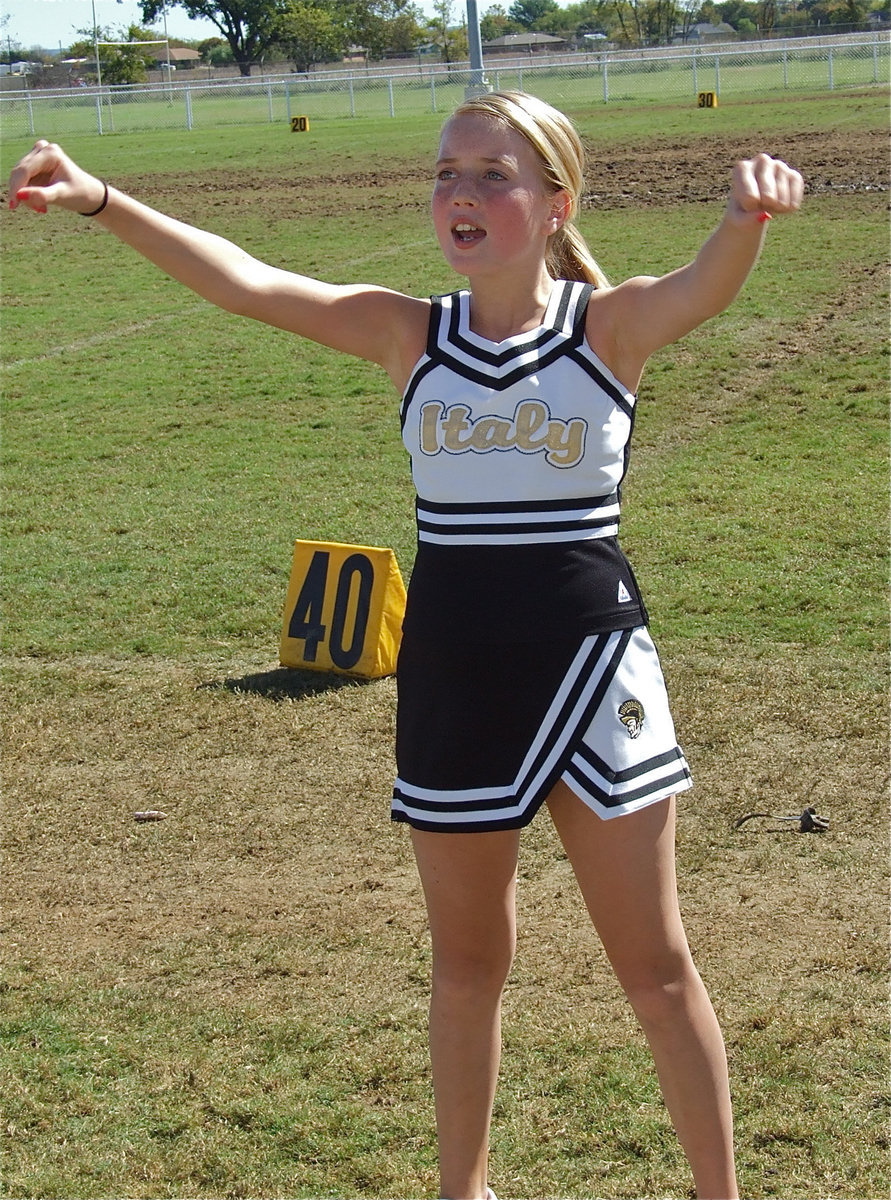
[2,90,888,1199]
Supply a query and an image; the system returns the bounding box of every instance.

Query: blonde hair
[451,90,609,289]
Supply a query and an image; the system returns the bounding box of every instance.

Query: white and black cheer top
[399,279,648,641]
[391,279,692,831]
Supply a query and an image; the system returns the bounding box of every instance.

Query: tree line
[7,0,888,81]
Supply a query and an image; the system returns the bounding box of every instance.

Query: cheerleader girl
[8,91,803,1200]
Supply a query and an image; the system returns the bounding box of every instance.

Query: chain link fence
[1,33,887,140]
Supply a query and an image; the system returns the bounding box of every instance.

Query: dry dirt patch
[126,125,887,222]
[3,645,886,1020]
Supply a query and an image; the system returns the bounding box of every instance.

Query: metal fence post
[349,76,355,117]
[388,76,394,117]
[715,55,721,96]
[430,72,436,112]
[185,86,193,131]
[95,92,103,135]
[828,46,834,89]
[603,56,608,103]
[267,81,274,121]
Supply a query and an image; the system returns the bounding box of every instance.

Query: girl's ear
[547,189,572,234]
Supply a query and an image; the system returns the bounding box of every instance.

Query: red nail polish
[757,211,772,223]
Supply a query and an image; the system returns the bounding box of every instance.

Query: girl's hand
[728,153,804,225]
[8,139,106,216]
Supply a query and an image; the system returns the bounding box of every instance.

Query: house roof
[483,32,567,47]
[163,47,201,61]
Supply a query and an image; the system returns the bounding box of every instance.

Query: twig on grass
[734,806,829,833]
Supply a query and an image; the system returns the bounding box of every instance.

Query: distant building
[684,21,737,41]
[154,47,202,70]
[482,32,568,54]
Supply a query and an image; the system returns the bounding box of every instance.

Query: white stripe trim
[568,750,691,799]
[392,779,511,804]
[513,632,623,804]
[566,772,692,821]
[417,502,621,527]
[390,795,521,826]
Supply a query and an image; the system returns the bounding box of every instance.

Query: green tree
[68,24,158,84]
[139,0,287,75]
[275,0,348,69]
[716,0,757,26]
[674,0,700,37]
[609,0,680,43]
[834,0,869,22]
[479,4,523,39]
[1,27,23,65]
[197,35,234,61]
[426,0,467,61]
[507,0,559,26]
[553,0,611,38]
[350,0,424,58]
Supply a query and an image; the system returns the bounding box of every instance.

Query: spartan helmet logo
[618,699,645,739]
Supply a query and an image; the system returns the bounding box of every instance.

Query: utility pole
[91,0,103,90]
[465,0,490,96]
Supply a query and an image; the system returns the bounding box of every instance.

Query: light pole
[465,0,489,96]
[162,3,173,100]
[91,0,103,90]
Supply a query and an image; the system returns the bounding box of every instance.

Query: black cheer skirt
[392,625,692,833]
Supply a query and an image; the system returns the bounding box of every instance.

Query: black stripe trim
[416,491,618,516]
[392,785,514,814]
[565,347,634,416]
[557,279,580,331]
[443,285,570,367]
[425,342,591,392]
[400,356,439,431]
[391,807,539,833]
[564,761,691,808]
[428,294,445,357]
[572,743,689,786]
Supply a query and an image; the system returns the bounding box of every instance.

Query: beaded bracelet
[79,181,109,217]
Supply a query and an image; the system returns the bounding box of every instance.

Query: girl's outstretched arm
[591,153,804,390]
[8,140,428,387]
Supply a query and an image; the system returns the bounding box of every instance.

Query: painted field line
[2,239,433,373]
[1,306,208,373]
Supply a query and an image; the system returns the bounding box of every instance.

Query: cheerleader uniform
[391,279,692,833]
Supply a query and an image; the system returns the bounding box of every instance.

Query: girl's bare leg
[410,826,521,1200]
[546,784,738,1200]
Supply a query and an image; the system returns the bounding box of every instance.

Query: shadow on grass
[198,665,374,702]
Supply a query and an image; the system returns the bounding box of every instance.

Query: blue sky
[3,1,246,51]
[2,0,446,53]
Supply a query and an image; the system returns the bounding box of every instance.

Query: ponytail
[548,221,610,289]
